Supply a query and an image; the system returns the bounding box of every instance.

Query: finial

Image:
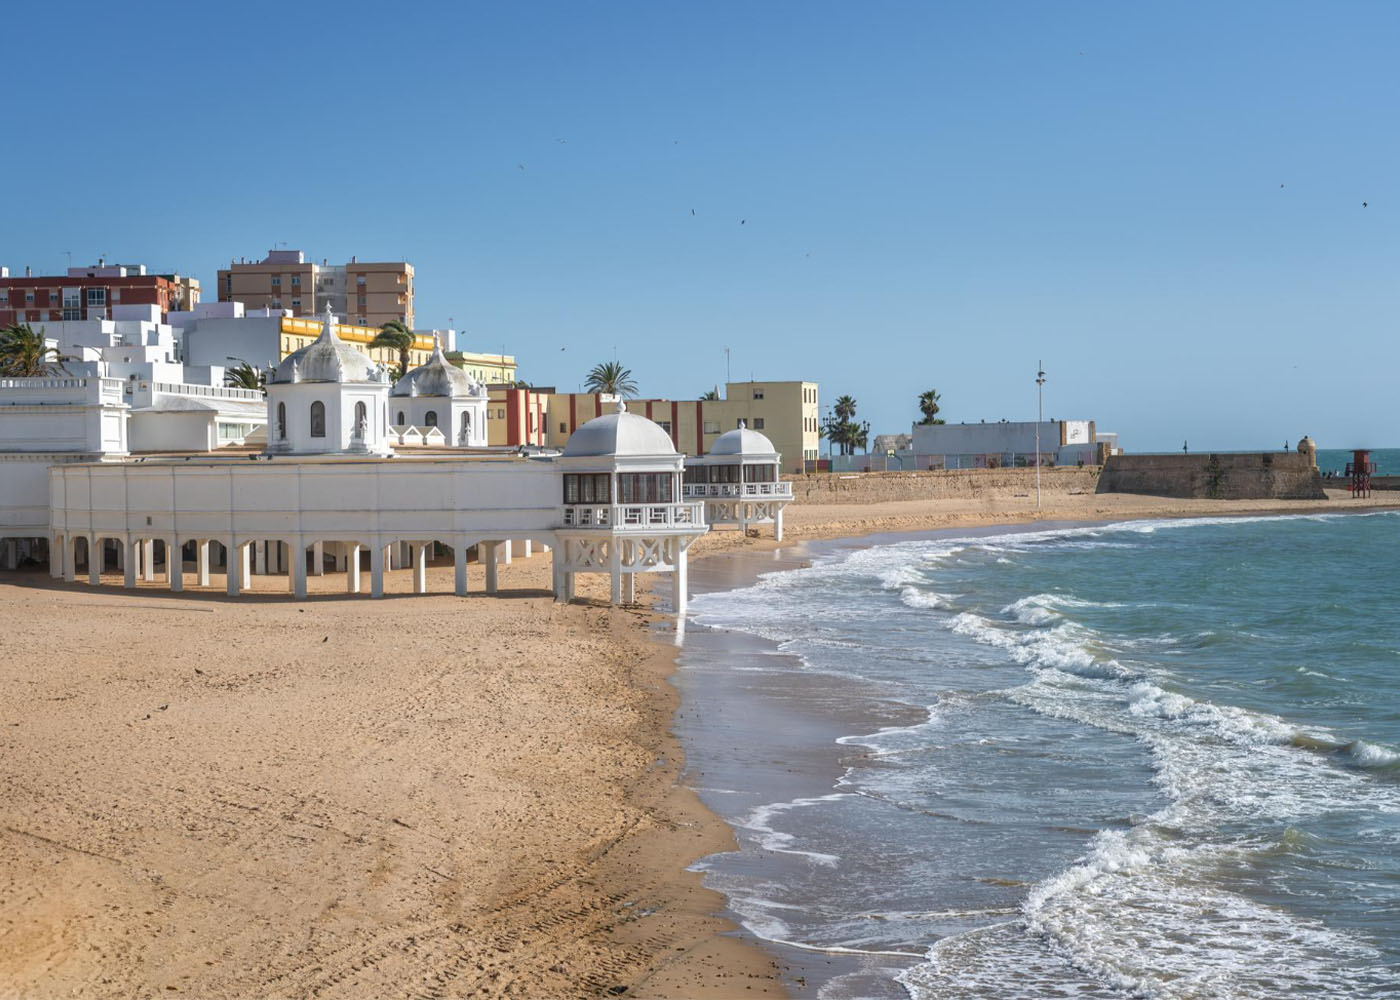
[738,418,746,429]
[615,399,627,414]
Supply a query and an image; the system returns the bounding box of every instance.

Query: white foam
[738,794,847,867]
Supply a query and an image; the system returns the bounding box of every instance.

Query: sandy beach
[2,485,1396,999]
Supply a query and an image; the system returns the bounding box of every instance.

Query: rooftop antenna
[724,346,731,384]
[1035,360,1047,511]
[64,250,72,270]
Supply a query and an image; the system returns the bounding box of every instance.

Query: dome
[709,422,778,456]
[271,307,384,385]
[391,336,483,398]
[563,401,677,458]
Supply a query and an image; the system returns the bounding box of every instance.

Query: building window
[753,417,765,430]
[559,421,567,434]
[752,388,764,400]
[497,408,504,419]
[703,420,719,434]
[353,401,367,437]
[424,410,438,427]
[271,276,281,287]
[63,308,82,321]
[563,473,612,505]
[618,472,674,504]
[356,276,366,285]
[290,275,300,286]
[743,463,775,483]
[310,400,326,437]
[277,402,286,439]
[26,291,35,303]
[396,410,405,425]
[291,298,301,309]
[461,411,472,441]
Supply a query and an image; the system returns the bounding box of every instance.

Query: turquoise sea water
[681,512,1400,998]
[1316,447,1399,477]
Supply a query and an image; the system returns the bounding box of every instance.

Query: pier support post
[484,543,498,594]
[455,544,469,597]
[197,541,210,587]
[348,544,362,593]
[370,544,384,599]
[88,536,101,586]
[502,539,512,565]
[167,536,182,592]
[143,539,155,582]
[413,543,428,594]
[622,571,635,605]
[124,539,138,589]
[64,536,78,583]
[522,539,532,558]
[673,549,688,616]
[291,540,307,599]
[312,540,324,576]
[226,542,242,596]
[775,508,784,542]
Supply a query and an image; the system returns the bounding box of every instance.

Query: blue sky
[5,1,1396,449]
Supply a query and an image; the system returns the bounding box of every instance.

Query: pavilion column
[552,552,567,603]
[484,543,498,594]
[347,544,362,594]
[197,541,211,587]
[64,536,79,584]
[88,536,102,586]
[142,539,155,582]
[253,541,265,576]
[333,543,346,572]
[124,539,138,589]
[565,571,576,602]
[539,542,550,554]
[291,539,307,599]
[2,540,14,571]
[166,536,182,591]
[501,539,512,565]
[312,540,324,576]
[775,507,784,542]
[673,547,689,616]
[522,539,532,558]
[48,535,62,578]
[413,543,428,594]
[241,543,252,588]
[370,544,385,599]
[609,543,621,606]
[622,571,636,605]
[454,543,469,597]
[226,541,243,596]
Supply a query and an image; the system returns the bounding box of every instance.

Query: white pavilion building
[389,336,488,449]
[682,421,793,539]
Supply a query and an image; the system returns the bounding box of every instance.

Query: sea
[675,510,1400,999]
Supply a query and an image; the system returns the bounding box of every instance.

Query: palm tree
[225,362,266,392]
[699,388,720,401]
[833,394,857,423]
[851,420,871,455]
[918,388,945,425]
[584,360,638,397]
[0,323,67,377]
[368,319,415,379]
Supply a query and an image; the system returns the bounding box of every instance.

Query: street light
[1035,360,1046,511]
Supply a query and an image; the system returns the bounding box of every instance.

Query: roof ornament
[430,332,445,363]
[615,399,628,414]
[738,418,747,429]
[290,359,301,384]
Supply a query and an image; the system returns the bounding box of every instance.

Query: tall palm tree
[0,323,67,377]
[699,388,720,401]
[225,362,266,392]
[918,388,945,425]
[368,319,416,379]
[833,394,857,422]
[584,361,638,397]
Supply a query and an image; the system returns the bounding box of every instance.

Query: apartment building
[216,250,414,329]
[0,261,200,327]
[484,381,820,473]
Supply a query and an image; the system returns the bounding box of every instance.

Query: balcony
[560,502,706,530]
[681,481,793,499]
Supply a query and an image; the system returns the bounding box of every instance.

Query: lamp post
[1035,360,1046,511]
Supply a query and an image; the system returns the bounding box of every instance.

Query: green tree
[917,388,945,425]
[368,319,415,379]
[0,323,67,377]
[833,394,857,422]
[584,361,639,397]
[699,387,720,401]
[224,362,266,392]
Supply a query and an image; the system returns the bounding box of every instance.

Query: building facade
[216,250,414,329]
[0,262,200,327]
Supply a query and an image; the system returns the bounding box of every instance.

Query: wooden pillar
[454,543,469,597]
[552,552,567,603]
[166,536,182,592]
[370,544,384,598]
[253,540,265,576]
[609,542,621,606]
[522,539,532,558]
[241,543,252,589]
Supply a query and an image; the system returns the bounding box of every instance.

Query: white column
[622,571,636,605]
[88,536,101,585]
[609,542,621,606]
[48,535,62,578]
[502,539,513,565]
[226,541,242,596]
[253,540,265,576]
[454,543,469,597]
[124,539,138,589]
[142,539,155,582]
[347,544,362,593]
[3,540,16,571]
[673,547,688,616]
[370,544,385,599]
[167,537,182,592]
[552,552,567,603]
[522,539,532,558]
[312,540,324,576]
[291,540,307,599]
[539,542,550,554]
[413,543,428,594]
[775,507,784,542]
[197,541,210,587]
[565,571,576,602]
[64,537,78,583]
[334,543,347,572]
[484,543,498,594]
[241,543,252,590]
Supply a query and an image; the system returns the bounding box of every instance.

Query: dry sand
[2,486,1395,999]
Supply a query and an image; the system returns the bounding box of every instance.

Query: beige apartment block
[217,250,414,330]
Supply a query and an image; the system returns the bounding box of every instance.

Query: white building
[683,422,792,538]
[388,336,488,448]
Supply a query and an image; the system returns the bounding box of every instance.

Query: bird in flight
[740,219,746,225]
[516,163,526,171]
[691,209,695,216]
[1363,201,1368,208]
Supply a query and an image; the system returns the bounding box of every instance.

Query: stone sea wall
[1096,453,1326,500]
[784,467,1101,505]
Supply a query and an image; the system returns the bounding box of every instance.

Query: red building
[0,262,199,327]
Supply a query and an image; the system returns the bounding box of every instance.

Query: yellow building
[217,249,414,329]
[449,351,518,386]
[277,316,437,371]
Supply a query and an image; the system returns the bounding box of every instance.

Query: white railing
[153,381,263,401]
[682,481,793,499]
[561,501,706,529]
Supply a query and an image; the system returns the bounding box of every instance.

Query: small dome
[709,423,778,456]
[272,308,383,384]
[391,336,483,398]
[563,401,677,458]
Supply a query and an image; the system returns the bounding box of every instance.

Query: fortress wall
[1096,453,1325,500]
[783,466,1101,505]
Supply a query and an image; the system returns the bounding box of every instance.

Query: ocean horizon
[677,511,1400,998]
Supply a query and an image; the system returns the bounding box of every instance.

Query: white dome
[563,402,677,457]
[391,337,483,398]
[272,308,384,384]
[709,425,778,456]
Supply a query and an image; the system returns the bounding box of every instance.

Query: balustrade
[561,501,705,529]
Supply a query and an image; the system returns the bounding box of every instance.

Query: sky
[4,1,1396,450]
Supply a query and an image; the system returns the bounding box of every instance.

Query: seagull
[555,138,567,144]
[1363,201,1368,208]
[740,219,746,225]
[691,209,695,216]
[516,163,526,171]
[1280,183,1285,188]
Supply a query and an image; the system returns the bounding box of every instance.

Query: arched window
[461,411,471,435]
[276,402,286,440]
[396,410,405,426]
[310,400,326,438]
[353,401,367,439]
[424,410,438,428]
